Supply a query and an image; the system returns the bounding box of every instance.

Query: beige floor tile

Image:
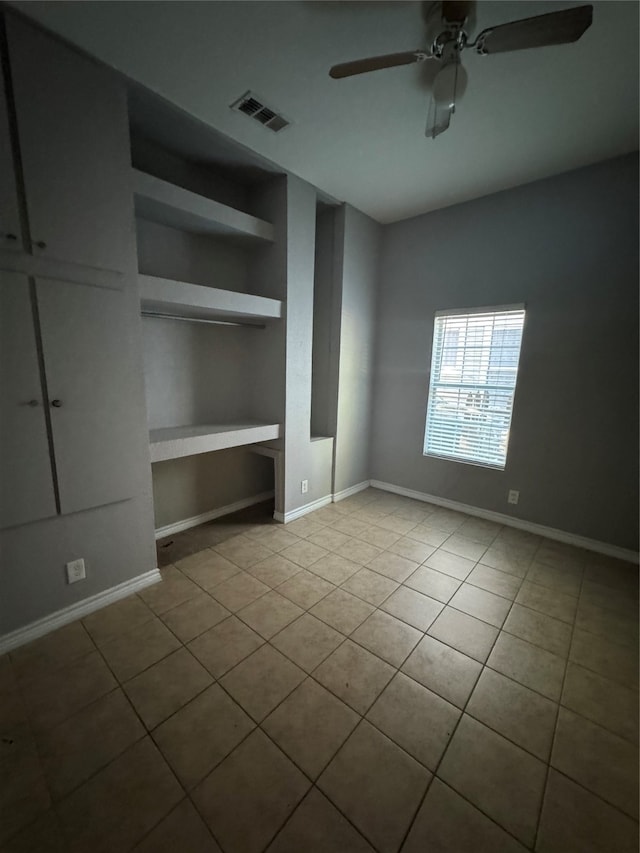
[376,514,419,535]
[279,540,329,569]
[386,537,435,564]
[263,678,359,779]
[503,604,573,657]
[381,586,443,632]
[310,588,375,635]
[307,528,352,552]
[253,528,300,554]
[10,622,96,684]
[391,504,431,525]
[236,591,303,640]
[467,564,522,600]
[313,505,351,525]
[526,561,582,597]
[562,661,638,743]
[318,720,430,853]
[401,635,481,708]
[355,524,402,550]
[438,714,546,847]
[160,593,230,643]
[551,707,638,819]
[188,616,264,678]
[331,515,375,538]
[352,610,422,667]
[449,583,512,628]
[266,788,374,853]
[133,799,222,852]
[0,809,66,852]
[580,581,637,619]
[536,768,639,853]
[333,539,382,567]
[575,601,638,649]
[426,549,477,581]
[138,567,201,615]
[176,551,241,590]
[480,546,531,578]
[308,553,361,585]
[428,607,499,663]
[209,571,270,612]
[247,554,302,587]
[405,565,461,603]
[487,632,566,701]
[440,534,488,563]
[193,729,310,853]
[341,568,398,606]
[153,684,254,789]
[0,682,27,733]
[569,628,638,689]
[283,517,327,538]
[516,581,577,624]
[467,668,557,760]
[403,778,528,853]
[367,672,459,770]
[38,689,144,799]
[99,617,181,682]
[20,651,117,733]
[124,648,213,729]
[366,552,418,583]
[314,640,395,714]
[457,517,502,545]
[408,524,452,548]
[82,597,153,648]
[221,644,305,722]
[277,570,335,609]
[56,737,183,853]
[271,613,344,672]
[214,534,274,569]
[0,735,51,845]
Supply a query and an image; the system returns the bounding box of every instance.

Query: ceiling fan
[329,2,593,139]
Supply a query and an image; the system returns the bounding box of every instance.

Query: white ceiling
[15,1,639,223]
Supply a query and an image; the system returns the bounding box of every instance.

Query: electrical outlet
[508,489,520,505]
[301,479,308,494]
[66,558,86,584]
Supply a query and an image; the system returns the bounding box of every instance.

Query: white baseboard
[370,480,639,564]
[333,480,372,502]
[155,491,274,539]
[275,494,332,523]
[0,569,161,655]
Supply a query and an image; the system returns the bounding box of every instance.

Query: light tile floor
[2,489,638,852]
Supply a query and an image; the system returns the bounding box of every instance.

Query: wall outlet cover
[66,558,86,584]
[301,480,309,494]
[508,490,520,505]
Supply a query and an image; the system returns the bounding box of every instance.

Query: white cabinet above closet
[132,169,275,242]
[139,274,282,324]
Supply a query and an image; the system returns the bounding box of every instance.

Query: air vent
[231,91,291,133]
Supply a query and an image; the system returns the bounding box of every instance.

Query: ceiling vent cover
[231,91,290,133]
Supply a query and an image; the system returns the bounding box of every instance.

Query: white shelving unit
[149,423,282,463]
[139,274,282,324]
[132,168,275,242]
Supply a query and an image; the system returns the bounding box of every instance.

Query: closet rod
[141,311,265,329]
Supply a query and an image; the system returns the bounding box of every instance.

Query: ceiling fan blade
[329,51,427,79]
[474,4,593,55]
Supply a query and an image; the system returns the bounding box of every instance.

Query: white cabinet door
[37,278,139,514]
[0,46,22,253]
[0,272,56,528]
[6,15,132,274]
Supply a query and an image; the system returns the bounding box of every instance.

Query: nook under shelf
[149,422,282,463]
[132,169,275,242]
[139,274,282,325]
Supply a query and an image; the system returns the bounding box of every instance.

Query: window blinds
[424,306,526,469]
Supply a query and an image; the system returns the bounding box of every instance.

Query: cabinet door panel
[37,279,138,514]
[0,44,22,252]
[6,15,131,274]
[0,272,56,528]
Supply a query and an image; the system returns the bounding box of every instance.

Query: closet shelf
[149,422,282,463]
[139,274,282,324]
[132,169,275,242]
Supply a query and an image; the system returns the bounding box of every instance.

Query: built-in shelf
[139,274,282,324]
[149,422,282,463]
[132,169,275,242]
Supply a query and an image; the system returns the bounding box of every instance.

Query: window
[424,306,525,469]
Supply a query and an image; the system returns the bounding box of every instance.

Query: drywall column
[370,154,639,551]
[332,204,381,497]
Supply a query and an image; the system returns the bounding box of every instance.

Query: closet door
[36,278,138,514]
[0,272,56,528]
[0,44,22,253]
[6,15,131,274]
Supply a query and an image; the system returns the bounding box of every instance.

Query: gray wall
[371,154,639,550]
[311,207,339,440]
